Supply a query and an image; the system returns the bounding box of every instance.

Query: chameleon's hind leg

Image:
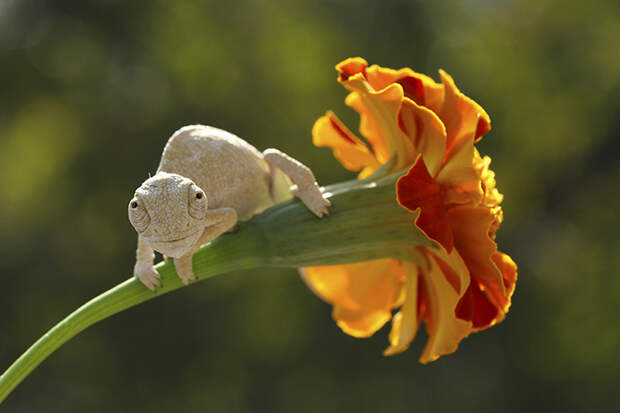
[263,148,331,217]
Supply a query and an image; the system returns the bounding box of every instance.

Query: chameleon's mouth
[148,230,202,258]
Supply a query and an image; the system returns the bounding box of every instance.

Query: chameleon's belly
[157,125,289,221]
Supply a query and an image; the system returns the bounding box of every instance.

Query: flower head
[304,58,517,363]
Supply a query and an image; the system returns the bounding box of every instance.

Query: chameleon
[128,125,331,291]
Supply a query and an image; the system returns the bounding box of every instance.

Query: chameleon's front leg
[263,148,331,217]
[174,207,238,285]
[134,235,161,291]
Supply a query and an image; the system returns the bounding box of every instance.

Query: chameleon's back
[157,125,286,221]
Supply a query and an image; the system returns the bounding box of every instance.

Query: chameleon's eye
[188,184,207,219]
[128,197,150,233]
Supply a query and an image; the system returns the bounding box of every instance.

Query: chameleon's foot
[293,183,331,217]
[174,255,197,285]
[135,265,162,292]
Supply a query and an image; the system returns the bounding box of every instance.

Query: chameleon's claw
[178,271,197,285]
[174,256,197,286]
[293,183,331,218]
[135,265,162,292]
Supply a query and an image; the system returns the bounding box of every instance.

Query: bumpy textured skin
[128,125,331,290]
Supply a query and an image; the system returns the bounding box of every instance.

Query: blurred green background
[1,0,619,411]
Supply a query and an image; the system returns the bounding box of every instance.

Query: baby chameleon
[128,125,331,291]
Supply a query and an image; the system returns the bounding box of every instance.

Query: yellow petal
[312,111,381,174]
[302,259,405,338]
[435,136,482,205]
[342,76,416,171]
[384,262,421,355]
[398,98,447,176]
[447,206,507,306]
[473,149,504,208]
[419,247,473,363]
[364,64,444,110]
[437,70,491,157]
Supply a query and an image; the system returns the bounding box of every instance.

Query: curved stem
[0,173,431,403]
[0,233,263,403]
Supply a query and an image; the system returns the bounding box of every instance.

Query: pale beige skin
[128,125,331,291]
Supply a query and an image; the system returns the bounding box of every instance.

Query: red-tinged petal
[492,252,518,310]
[397,157,454,252]
[437,70,491,157]
[342,79,416,169]
[384,263,421,355]
[336,57,368,82]
[418,247,472,363]
[435,137,483,206]
[398,98,446,176]
[364,65,444,109]
[455,280,500,328]
[312,112,381,175]
[447,206,508,310]
[302,259,404,337]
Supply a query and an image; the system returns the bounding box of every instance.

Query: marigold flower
[304,58,517,363]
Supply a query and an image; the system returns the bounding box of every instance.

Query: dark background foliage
[1,0,619,411]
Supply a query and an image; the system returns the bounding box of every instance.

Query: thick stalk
[0,173,432,403]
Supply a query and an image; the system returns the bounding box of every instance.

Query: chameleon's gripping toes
[128,125,331,291]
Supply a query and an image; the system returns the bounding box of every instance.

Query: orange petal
[342,76,416,170]
[302,259,404,338]
[447,206,508,310]
[473,150,504,208]
[364,64,444,109]
[437,70,491,158]
[312,111,380,175]
[418,247,472,363]
[397,157,454,252]
[384,263,421,355]
[398,98,447,176]
[455,279,500,328]
[336,57,368,82]
[435,136,482,206]
[492,252,518,309]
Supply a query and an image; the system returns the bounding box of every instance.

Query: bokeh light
[1,0,618,411]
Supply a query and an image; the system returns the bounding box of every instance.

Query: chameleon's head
[128,172,207,258]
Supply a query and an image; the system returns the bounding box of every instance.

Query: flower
[303,58,517,363]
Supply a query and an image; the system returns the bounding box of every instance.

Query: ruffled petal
[435,137,483,206]
[473,149,504,208]
[312,111,380,177]
[336,57,368,82]
[384,262,421,355]
[397,157,454,252]
[302,259,404,338]
[455,279,500,328]
[419,247,472,363]
[437,70,491,157]
[455,251,517,328]
[492,252,518,309]
[341,74,416,170]
[447,206,508,311]
[398,98,447,176]
[363,64,444,110]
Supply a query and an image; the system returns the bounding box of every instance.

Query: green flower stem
[0,172,431,403]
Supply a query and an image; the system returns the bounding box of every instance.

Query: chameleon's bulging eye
[128,197,150,233]
[188,184,207,219]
